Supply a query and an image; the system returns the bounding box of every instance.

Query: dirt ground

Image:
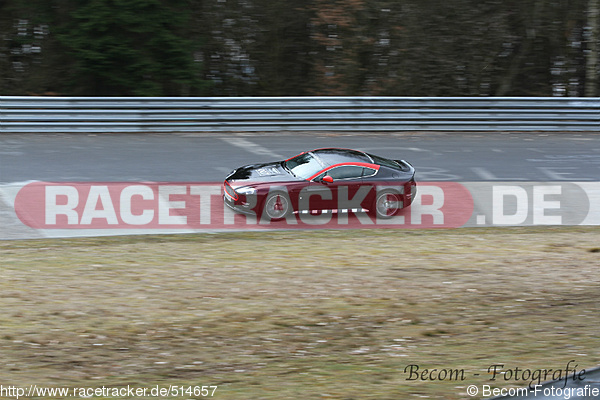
[1,227,599,399]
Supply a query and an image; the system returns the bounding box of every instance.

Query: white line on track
[220,137,284,159]
[214,166,233,175]
[471,167,527,181]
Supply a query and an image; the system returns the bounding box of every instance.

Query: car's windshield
[284,152,323,180]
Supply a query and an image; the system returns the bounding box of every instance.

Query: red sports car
[223,148,416,220]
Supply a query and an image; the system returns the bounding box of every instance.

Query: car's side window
[313,172,326,181]
[327,166,364,180]
[362,167,377,177]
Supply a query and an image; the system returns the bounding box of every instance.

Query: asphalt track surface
[1,131,599,183]
[0,131,599,241]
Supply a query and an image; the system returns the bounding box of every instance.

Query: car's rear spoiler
[394,159,413,172]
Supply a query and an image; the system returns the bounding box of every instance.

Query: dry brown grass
[1,227,599,399]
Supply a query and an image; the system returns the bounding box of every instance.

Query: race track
[1,132,599,182]
[1,131,599,239]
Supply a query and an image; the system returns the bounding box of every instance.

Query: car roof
[310,148,372,166]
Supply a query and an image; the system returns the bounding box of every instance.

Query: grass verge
[1,226,599,399]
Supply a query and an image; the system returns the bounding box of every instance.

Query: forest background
[1,0,599,97]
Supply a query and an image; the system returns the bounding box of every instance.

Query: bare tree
[586,0,599,96]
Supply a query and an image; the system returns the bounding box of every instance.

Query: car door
[303,165,365,212]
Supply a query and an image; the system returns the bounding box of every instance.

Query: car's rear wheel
[372,190,402,219]
[262,191,291,220]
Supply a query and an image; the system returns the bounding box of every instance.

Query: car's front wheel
[262,191,291,221]
[372,190,402,219]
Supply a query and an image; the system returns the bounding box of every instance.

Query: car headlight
[236,186,257,195]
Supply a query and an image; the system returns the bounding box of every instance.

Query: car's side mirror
[322,175,334,183]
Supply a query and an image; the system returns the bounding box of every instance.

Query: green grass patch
[1,227,599,399]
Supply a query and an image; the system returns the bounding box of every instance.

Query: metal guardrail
[1,96,599,132]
